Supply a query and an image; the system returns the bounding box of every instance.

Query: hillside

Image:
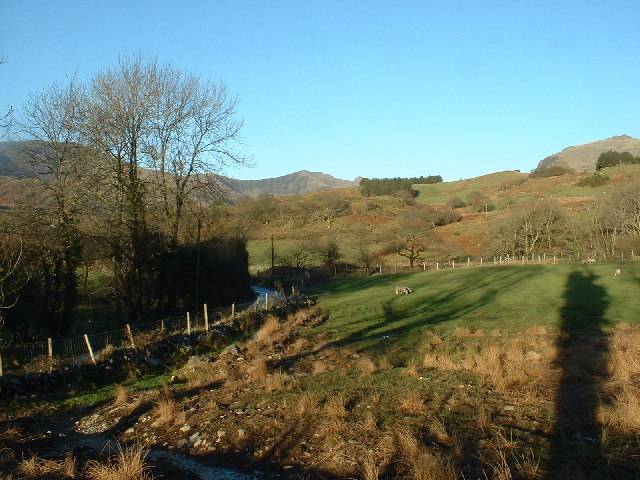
[0,141,358,198]
[535,134,640,173]
[215,170,359,198]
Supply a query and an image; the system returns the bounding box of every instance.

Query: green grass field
[311,262,639,359]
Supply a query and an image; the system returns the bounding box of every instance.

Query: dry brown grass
[598,384,640,431]
[358,453,380,480]
[113,385,131,406]
[16,451,76,478]
[153,385,180,425]
[264,370,296,392]
[325,395,349,420]
[255,315,280,345]
[394,428,458,480]
[398,391,427,416]
[404,358,420,376]
[357,355,377,376]
[452,327,472,338]
[423,352,456,371]
[426,416,453,447]
[513,448,544,480]
[312,359,329,374]
[361,411,378,431]
[248,355,269,382]
[85,443,153,480]
[296,392,318,417]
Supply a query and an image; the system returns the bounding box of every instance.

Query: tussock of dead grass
[264,370,296,392]
[394,428,458,480]
[357,355,377,376]
[598,384,640,431]
[312,359,329,374]
[296,392,318,417]
[398,391,427,416]
[525,325,548,336]
[423,352,456,371]
[404,358,420,376]
[360,411,378,432]
[85,443,153,480]
[113,385,131,406]
[248,355,269,382]
[16,451,76,478]
[325,395,348,420]
[255,315,280,345]
[452,327,472,338]
[153,385,180,425]
[358,453,380,480]
[426,416,453,447]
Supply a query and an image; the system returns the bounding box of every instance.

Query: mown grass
[310,262,640,360]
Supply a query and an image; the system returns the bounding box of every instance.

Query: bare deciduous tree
[492,198,566,257]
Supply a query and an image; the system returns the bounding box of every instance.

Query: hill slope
[535,135,640,173]
[215,170,358,197]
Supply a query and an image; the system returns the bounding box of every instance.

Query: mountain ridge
[535,135,640,173]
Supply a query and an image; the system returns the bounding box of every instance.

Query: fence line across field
[0,294,278,376]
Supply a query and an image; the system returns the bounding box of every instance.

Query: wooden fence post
[48,338,53,359]
[125,324,136,349]
[452,260,455,269]
[231,303,235,317]
[480,257,483,266]
[84,334,96,364]
[467,257,470,267]
[186,312,191,335]
[161,319,165,331]
[204,304,209,331]
[0,350,3,376]
[264,293,269,310]
[436,261,439,271]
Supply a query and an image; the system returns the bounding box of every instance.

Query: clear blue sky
[2,1,639,182]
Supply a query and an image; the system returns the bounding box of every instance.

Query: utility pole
[271,234,275,278]
[195,219,201,311]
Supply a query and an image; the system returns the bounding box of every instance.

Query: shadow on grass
[549,269,611,478]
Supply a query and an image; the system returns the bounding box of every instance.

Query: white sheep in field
[395,286,413,294]
[615,269,621,277]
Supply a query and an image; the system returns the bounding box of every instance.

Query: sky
[1,1,639,182]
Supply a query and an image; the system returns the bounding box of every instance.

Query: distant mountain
[535,135,640,173]
[0,141,31,177]
[0,141,359,198]
[215,170,359,198]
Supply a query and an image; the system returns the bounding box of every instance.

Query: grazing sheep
[395,286,413,294]
[581,258,596,264]
[615,269,621,276]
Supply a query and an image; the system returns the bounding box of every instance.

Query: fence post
[84,334,96,364]
[436,261,439,271]
[554,255,556,264]
[452,260,455,269]
[204,304,209,331]
[480,257,483,266]
[186,312,191,335]
[231,303,235,317]
[265,293,269,310]
[161,319,165,331]
[0,350,3,376]
[467,257,470,267]
[125,324,136,349]
[48,337,53,359]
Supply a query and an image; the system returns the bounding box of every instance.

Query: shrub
[576,174,609,187]
[447,197,466,209]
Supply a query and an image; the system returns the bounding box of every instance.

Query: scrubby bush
[446,197,466,209]
[576,174,609,187]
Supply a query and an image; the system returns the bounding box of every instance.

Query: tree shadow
[549,269,611,478]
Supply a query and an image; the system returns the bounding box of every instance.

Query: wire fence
[0,293,284,376]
